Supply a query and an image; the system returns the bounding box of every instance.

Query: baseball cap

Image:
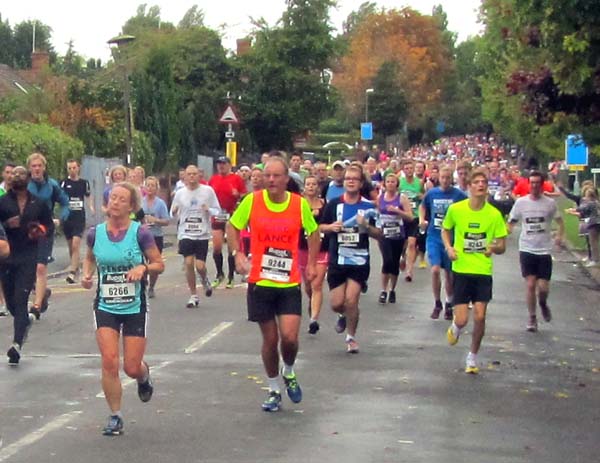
[216,156,231,163]
[332,160,345,169]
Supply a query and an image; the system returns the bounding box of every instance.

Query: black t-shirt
[61,178,90,221]
[0,191,53,263]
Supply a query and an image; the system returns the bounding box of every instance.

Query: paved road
[0,232,598,463]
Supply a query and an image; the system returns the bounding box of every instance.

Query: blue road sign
[565,134,588,166]
[361,122,373,141]
[436,120,445,134]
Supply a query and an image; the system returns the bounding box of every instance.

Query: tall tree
[479,0,600,158]
[237,0,336,151]
[369,61,408,138]
[334,8,454,133]
[0,15,15,66]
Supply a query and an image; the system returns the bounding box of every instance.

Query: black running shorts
[246,283,302,322]
[452,272,493,305]
[94,309,148,337]
[178,239,209,261]
[519,252,552,280]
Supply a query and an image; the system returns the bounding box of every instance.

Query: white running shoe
[186,295,199,308]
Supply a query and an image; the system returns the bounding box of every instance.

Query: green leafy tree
[237,0,336,151]
[178,5,205,28]
[479,0,600,161]
[132,45,180,172]
[369,61,408,138]
[12,20,55,68]
[0,15,15,66]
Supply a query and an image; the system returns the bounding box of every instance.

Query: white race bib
[463,232,486,253]
[69,199,83,211]
[260,248,293,282]
[100,273,135,304]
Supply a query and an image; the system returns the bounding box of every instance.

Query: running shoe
[540,302,552,322]
[66,272,76,284]
[361,281,368,294]
[388,290,396,304]
[526,316,538,332]
[446,325,459,346]
[404,274,413,283]
[378,291,387,304]
[419,260,427,269]
[465,353,479,375]
[29,305,41,321]
[186,295,199,308]
[282,371,303,403]
[137,361,154,403]
[334,314,347,333]
[430,303,442,319]
[226,279,234,289]
[261,391,282,412]
[102,415,124,436]
[308,320,320,335]
[0,306,7,317]
[211,275,225,288]
[7,343,20,366]
[148,287,155,299]
[444,303,454,321]
[202,278,213,297]
[346,338,360,353]
[40,288,51,313]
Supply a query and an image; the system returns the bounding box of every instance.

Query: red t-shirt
[208,173,246,213]
[512,178,555,197]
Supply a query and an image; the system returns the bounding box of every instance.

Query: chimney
[236,38,252,56]
[31,51,50,73]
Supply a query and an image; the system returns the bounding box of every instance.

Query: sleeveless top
[94,221,145,314]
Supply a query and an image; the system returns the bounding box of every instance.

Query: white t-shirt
[509,195,558,254]
[170,185,221,240]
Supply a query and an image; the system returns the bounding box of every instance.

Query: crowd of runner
[1,133,599,435]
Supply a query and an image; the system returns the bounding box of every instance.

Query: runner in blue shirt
[419,165,467,320]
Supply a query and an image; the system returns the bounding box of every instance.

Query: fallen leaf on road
[554,392,569,399]
[230,372,238,376]
[397,440,414,444]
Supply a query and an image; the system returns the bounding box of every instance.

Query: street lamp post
[108,34,136,166]
[365,88,374,122]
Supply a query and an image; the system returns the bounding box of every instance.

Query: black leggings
[0,259,36,347]
[380,238,405,276]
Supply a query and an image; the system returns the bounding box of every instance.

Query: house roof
[0,63,33,98]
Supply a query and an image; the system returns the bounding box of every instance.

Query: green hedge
[0,122,84,178]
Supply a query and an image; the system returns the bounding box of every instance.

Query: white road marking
[0,411,82,462]
[96,321,233,397]
[184,321,234,354]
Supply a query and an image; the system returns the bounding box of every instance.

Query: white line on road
[0,411,82,462]
[184,321,234,354]
[95,321,233,397]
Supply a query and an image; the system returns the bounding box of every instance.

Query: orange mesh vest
[249,191,303,284]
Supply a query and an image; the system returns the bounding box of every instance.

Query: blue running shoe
[102,415,124,436]
[334,314,346,334]
[282,372,302,403]
[261,391,282,412]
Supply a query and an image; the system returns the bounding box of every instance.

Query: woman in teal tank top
[82,182,164,436]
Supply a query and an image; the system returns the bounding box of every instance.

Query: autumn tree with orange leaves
[334,7,454,131]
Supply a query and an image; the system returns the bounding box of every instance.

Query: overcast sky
[1,1,482,61]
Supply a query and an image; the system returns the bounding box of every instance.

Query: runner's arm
[0,224,9,258]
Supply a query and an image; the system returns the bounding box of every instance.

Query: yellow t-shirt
[442,200,507,275]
